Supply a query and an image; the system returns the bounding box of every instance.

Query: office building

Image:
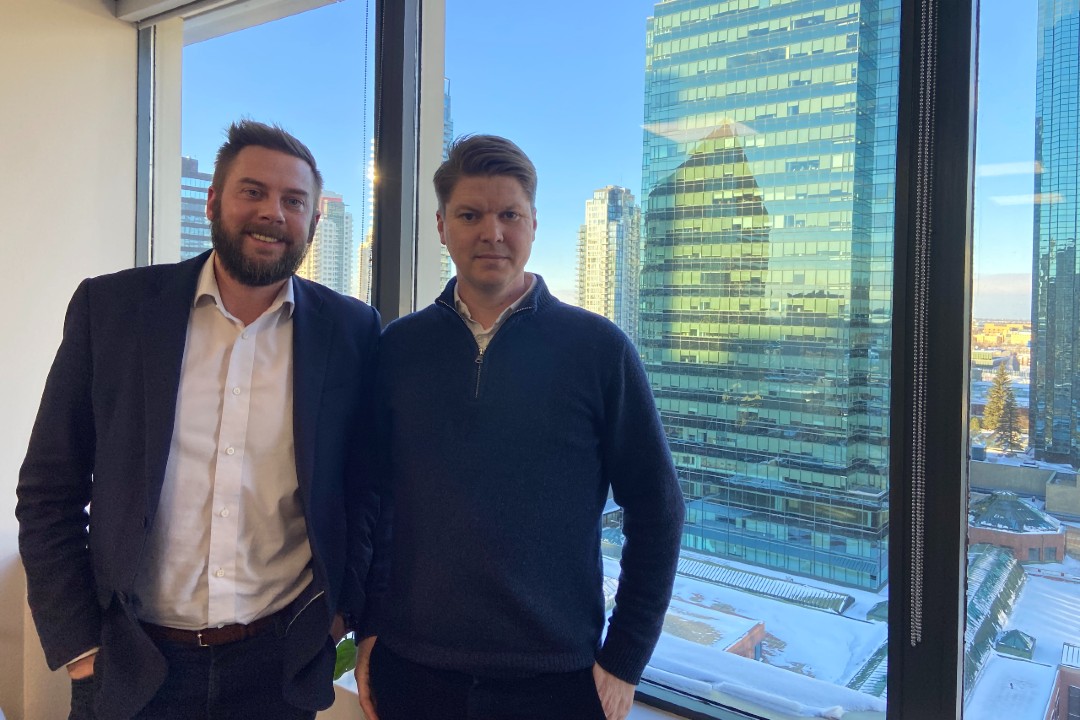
[440,79,455,289]
[180,156,213,260]
[1030,0,1080,466]
[640,0,900,589]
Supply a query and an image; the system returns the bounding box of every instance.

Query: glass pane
[446,0,898,716]
[964,0,1080,717]
[177,1,376,305]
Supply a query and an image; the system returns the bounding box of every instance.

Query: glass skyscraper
[640,0,899,589]
[1031,0,1080,466]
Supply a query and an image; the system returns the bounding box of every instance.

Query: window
[446,0,898,716]
[173,1,377,305]
[964,1,1080,717]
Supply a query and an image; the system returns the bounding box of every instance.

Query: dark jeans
[68,628,316,720]
[368,640,606,720]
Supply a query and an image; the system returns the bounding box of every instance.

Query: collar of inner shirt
[192,251,295,322]
[454,274,536,334]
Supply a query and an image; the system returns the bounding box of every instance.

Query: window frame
[140,0,980,715]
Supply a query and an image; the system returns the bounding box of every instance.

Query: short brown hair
[433,135,537,211]
[212,120,324,197]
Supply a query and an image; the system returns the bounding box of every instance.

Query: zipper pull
[476,347,486,364]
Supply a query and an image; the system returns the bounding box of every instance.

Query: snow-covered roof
[969,491,1063,533]
[997,629,1036,652]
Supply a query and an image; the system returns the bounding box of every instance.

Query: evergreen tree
[995,388,1022,453]
[983,362,1011,430]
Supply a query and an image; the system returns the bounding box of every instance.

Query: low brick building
[968,492,1066,563]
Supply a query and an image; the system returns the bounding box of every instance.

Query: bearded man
[16,120,384,720]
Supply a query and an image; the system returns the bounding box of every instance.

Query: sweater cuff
[355,592,388,640]
[596,628,652,685]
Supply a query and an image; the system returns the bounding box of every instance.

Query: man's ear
[436,210,446,246]
[206,186,217,221]
[308,211,321,244]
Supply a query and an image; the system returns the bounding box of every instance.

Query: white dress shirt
[133,255,312,630]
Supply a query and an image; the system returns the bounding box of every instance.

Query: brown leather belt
[141,609,283,648]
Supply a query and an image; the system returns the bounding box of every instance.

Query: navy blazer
[16,251,383,718]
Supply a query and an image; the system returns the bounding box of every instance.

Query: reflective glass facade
[1031,0,1080,466]
[640,0,899,589]
[180,156,213,261]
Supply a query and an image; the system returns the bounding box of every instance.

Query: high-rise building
[180,156,213,260]
[357,228,374,305]
[440,79,455,289]
[576,186,641,341]
[298,191,353,296]
[1030,0,1080,466]
[640,0,899,589]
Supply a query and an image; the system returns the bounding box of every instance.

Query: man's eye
[285,198,305,209]
[503,211,520,220]
[243,188,261,198]
[460,212,476,221]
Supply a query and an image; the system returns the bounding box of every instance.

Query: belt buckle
[197,631,208,648]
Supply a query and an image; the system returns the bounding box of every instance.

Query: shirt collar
[194,251,295,320]
[454,273,535,330]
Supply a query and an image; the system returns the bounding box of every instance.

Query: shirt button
[215,568,225,578]
[225,447,235,456]
[241,332,249,339]
[232,387,241,395]
[220,508,230,518]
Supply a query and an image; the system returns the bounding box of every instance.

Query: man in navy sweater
[356,135,683,720]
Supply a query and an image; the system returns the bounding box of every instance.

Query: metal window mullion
[372,0,420,323]
[135,25,155,268]
[889,0,974,715]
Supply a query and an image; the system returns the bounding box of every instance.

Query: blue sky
[183,0,1039,316]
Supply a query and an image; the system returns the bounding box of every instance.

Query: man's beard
[210,216,310,287]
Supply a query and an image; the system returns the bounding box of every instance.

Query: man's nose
[478,214,503,242]
[258,195,287,223]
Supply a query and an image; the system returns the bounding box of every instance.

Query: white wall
[0,1,139,717]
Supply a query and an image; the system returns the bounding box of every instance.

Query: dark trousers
[69,628,317,720]
[368,640,606,720]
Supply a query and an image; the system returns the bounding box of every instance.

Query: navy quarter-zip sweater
[375,275,684,684]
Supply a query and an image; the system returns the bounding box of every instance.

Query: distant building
[357,228,373,305]
[298,192,353,296]
[1044,643,1080,720]
[1031,0,1080,466]
[180,156,212,260]
[439,79,455,289]
[576,186,641,341]
[968,491,1065,563]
